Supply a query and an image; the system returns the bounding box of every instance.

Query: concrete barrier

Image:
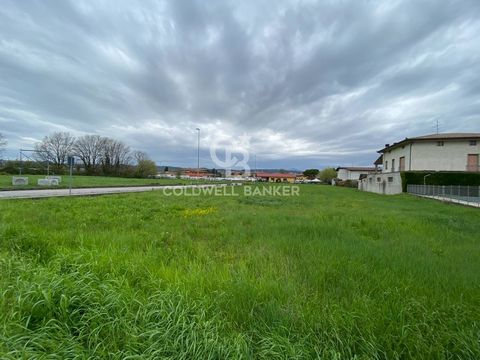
[12,176,29,186]
[38,178,59,186]
[46,176,62,183]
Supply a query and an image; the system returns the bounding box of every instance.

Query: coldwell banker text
[162,185,300,197]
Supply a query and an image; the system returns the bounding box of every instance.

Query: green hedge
[401,171,480,192]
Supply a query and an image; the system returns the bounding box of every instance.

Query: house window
[376,177,381,183]
[391,159,395,172]
[388,177,394,183]
[385,161,388,170]
[369,177,373,183]
[470,140,477,146]
[437,141,444,146]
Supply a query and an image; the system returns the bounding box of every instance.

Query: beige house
[359,133,480,195]
[379,133,480,173]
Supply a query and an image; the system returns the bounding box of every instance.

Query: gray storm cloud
[1,0,480,169]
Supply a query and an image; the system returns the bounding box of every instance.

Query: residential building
[336,167,376,181]
[359,132,480,195]
[255,172,297,183]
[379,133,480,173]
[184,168,213,177]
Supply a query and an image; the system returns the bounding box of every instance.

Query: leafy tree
[132,152,157,178]
[303,168,319,179]
[135,159,157,178]
[319,168,337,183]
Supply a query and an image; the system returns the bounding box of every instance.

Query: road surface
[0,184,231,200]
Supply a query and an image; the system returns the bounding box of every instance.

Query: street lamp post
[423,173,432,185]
[196,128,200,177]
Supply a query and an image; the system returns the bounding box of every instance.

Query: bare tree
[101,138,132,175]
[0,133,6,156]
[74,135,106,175]
[132,150,149,164]
[35,132,76,172]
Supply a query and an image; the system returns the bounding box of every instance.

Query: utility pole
[68,155,75,195]
[196,128,200,177]
[436,120,439,134]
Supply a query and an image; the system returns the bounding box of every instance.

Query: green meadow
[0,175,197,191]
[0,185,479,359]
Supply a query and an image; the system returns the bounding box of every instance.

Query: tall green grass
[0,186,479,358]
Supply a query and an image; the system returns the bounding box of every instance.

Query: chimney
[385,144,390,148]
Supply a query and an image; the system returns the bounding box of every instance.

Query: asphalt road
[0,184,229,200]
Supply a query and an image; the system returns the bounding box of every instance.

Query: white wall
[337,169,374,180]
[382,145,411,172]
[337,169,347,180]
[382,140,480,172]
[358,173,403,195]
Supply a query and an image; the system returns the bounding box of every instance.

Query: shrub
[335,179,358,188]
[319,168,337,183]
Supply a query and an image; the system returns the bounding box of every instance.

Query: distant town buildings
[255,172,297,183]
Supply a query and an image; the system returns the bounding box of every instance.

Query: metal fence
[407,184,480,207]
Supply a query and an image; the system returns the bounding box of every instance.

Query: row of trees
[34,132,157,177]
[32,132,157,177]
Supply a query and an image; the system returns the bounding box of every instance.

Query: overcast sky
[1,0,480,169]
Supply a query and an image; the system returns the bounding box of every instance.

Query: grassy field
[0,185,479,358]
[0,174,199,191]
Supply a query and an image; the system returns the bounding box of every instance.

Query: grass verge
[0,185,479,358]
